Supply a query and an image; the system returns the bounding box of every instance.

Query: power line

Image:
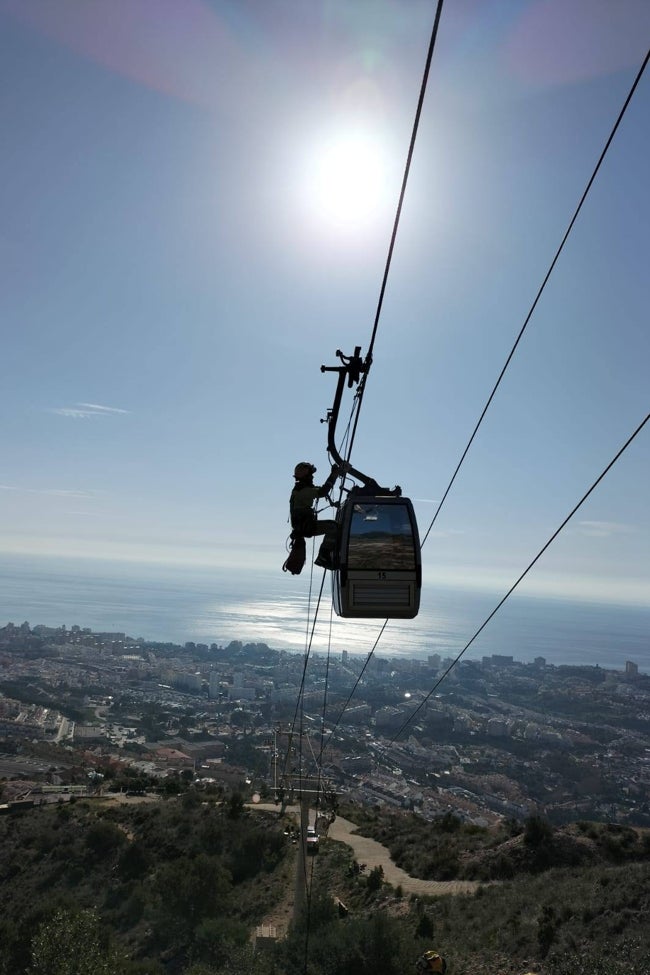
[392,411,650,743]
[420,47,649,548]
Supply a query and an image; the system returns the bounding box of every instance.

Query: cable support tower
[391,410,650,743]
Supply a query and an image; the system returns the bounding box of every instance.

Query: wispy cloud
[77,402,129,414]
[50,402,129,418]
[577,521,634,538]
[0,484,98,499]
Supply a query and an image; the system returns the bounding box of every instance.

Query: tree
[190,916,249,968]
[85,820,126,858]
[151,855,232,946]
[366,864,384,892]
[226,792,244,820]
[524,814,554,849]
[415,911,434,940]
[29,908,121,975]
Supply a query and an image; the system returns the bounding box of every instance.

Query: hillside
[1,796,650,974]
[340,804,650,880]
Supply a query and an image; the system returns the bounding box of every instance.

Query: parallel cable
[420,47,649,548]
[316,601,335,771]
[393,411,650,742]
[315,3,447,748]
[314,0,446,753]
[322,46,649,739]
[290,27,645,975]
[280,570,327,785]
[279,540,317,787]
[321,621,388,753]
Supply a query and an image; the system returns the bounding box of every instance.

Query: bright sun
[301,126,393,236]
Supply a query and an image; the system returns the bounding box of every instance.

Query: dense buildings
[1,621,649,825]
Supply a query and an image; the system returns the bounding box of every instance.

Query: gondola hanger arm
[321,346,401,497]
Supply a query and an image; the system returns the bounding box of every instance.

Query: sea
[0,553,648,673]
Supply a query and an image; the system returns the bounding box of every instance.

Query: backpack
[282,533,306,575]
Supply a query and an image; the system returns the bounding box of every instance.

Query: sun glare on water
[301,126,393,236]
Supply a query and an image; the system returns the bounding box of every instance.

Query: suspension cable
[308,2,447,765]
[392,411,650,742]
[345,0,446,465]
[316,600,335,772]
[321,621,388,754]
[322,47,649,739]
[420,47,649,548]
[280,570,327,785]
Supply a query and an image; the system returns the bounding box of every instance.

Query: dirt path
[328,815,479,896]
[250,804,479,899]
[253,856,297,941]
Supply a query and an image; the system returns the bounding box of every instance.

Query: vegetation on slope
[2,797,650,974]
[340,804,650,881]
[0,795,288,975]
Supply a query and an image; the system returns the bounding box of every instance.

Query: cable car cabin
[333,495,421,619]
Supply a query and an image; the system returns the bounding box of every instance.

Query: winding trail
[251,804,479,898]
[327,814,479,896]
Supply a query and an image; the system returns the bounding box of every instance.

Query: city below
[1,620,649,827]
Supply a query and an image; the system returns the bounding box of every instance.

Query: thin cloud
[50,402,130,418]
[77,402,129,414]
[578,521,634,538]
[0,484,98,499]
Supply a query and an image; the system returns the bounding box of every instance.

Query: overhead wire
[279,568,327,786]
[316,600,335,773]
[346,0,447,466]
[302,0,447,773]
[284,20,644,975]
[314,0,446,742]
[321,621,388,752]
[320,45,649,739]
[420,46,649,548]
[288,11,449,963]
[392,410,650,743]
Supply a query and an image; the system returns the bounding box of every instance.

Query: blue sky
[1,0,648,607]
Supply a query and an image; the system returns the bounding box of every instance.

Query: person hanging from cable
[283,461,341,573]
